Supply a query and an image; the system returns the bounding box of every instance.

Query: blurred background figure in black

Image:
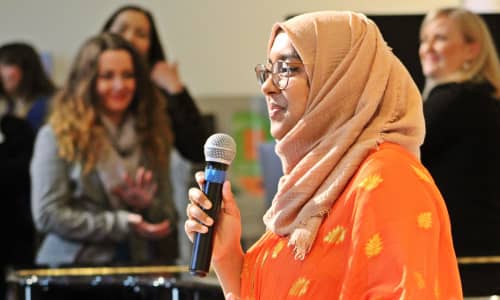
[419,7,500,296]
[101,5,209,160]
[0,115,35,300]
[101,5,210,265]
[0,42,56,131]
[0,41,55,300]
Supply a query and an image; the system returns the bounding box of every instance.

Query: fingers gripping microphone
[189,133,236,277]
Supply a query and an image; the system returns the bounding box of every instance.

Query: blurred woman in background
[0,41,54,297]
[102,5,210,264]
[419,7,500,296]
[31,33,179,266]
[0,42,55,131]
[102,5,209,162]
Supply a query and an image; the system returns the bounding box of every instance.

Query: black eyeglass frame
[254,60,306,90]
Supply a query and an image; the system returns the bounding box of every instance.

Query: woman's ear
[465,41,481,61]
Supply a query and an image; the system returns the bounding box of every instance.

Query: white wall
[0,0,472,98]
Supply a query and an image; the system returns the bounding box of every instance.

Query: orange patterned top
[241,143,462,299]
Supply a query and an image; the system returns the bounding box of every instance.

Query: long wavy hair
[101,5,166,67]
[49,33,172,174]
[421,7,500,99]
[0,42,55,101]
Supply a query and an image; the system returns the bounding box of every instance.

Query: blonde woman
[419,8,500,295]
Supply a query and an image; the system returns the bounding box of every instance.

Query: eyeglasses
[254,60,305,90]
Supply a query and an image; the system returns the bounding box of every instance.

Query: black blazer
[421,82,500,295]
[0,115,36,266]
[422,82,500,255]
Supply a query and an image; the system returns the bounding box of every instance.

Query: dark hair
[101,5,166,67]
[0,42,55,100]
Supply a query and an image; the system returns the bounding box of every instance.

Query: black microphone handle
[189,162,227,277]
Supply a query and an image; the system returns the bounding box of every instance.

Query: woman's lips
[268,102,284,118]
[110,92,131,102]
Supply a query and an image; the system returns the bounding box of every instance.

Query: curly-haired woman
[31,33,179,266]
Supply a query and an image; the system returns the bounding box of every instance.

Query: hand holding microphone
[186,133,241,277]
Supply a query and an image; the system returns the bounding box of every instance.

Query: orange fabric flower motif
[324,225,346,245]
[358,174,383,191]
[272,240,285,258]
[414,271,425,289]
[289,277,310,296]
[411,165,432,183]
[434,279,440,299]
[261,250,269,266]
[417,212,432,229]
[365,233,383,258]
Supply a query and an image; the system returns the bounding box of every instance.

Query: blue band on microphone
[205,167,226,184]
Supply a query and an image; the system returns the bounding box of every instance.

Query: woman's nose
[422,39,435,52]
[261,75,279,95]
[122,30,135,44]
[113,77,125,89]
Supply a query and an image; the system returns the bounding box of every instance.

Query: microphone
[189,133,236,277]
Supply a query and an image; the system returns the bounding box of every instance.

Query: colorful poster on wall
[232,110,272,197]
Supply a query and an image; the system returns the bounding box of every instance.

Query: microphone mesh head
[204,133,237,165]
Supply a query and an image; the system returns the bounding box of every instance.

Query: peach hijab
[262,11,425,259]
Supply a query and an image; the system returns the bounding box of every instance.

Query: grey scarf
[96,115,141,209]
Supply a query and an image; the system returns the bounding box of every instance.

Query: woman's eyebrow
[267,53,301,63]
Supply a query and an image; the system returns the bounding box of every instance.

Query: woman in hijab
[185,11,462,299]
